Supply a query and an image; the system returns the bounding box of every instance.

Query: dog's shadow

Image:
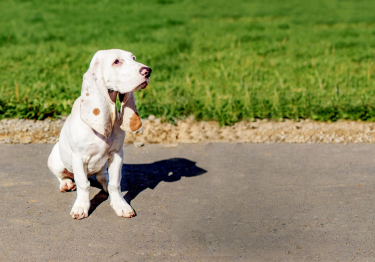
[89,158,206,215]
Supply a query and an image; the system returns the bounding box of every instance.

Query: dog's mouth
[107,80,149,104]
[107,81,148,96]
[135,80,148,90]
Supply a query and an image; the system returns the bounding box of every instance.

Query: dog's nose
[139,67,152,78]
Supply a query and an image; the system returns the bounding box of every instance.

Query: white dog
[47,49,151,219]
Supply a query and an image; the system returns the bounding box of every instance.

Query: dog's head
[80,49,151,137]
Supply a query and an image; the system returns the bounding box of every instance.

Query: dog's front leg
[108,149,135,218]
[70,154,90,219]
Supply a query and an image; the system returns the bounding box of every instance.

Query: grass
[1,0,375,125]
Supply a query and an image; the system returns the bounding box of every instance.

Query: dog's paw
[82,154,91,164]
[111,199,135,218]
[60,179,76,192]
[70,202,90,220]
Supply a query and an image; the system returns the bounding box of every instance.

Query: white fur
[48,49,150,219]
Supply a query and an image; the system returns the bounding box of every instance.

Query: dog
[47,49,151,219]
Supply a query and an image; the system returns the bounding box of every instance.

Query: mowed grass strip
[1,0,375,125]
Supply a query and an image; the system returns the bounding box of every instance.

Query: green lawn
[1,0,375,125]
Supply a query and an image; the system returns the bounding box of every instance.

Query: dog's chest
[84,141,112,175]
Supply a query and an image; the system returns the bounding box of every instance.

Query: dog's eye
[113,59,120,65]
[132,56,136,61]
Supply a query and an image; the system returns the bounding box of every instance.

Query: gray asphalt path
[1,144,375,261]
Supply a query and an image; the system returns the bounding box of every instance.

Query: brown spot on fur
[129,113,142,131]
[93,108,100,115]
[86,93,89,96]
[62,169,74,179]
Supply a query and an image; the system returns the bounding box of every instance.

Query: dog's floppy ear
[80,57,117,137]
[118,92,142,132]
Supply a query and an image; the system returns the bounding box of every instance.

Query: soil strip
[1,117,374,144]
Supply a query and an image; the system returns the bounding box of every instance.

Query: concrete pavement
[1,143,375,261]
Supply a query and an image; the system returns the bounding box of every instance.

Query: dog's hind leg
[48,142,76,192]
[96,162,109,193]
